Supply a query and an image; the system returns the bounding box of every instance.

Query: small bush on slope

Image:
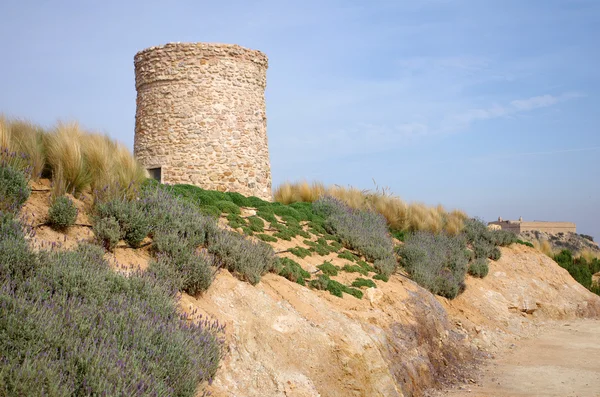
[463,218,516,260]
[94,197,150,248]
[48,195,78,231]
[207,230,276,285]
[274,257,311,286]
[92,216,121,251]
[149,252,215,295]
[397,232,469,299]
[0,216,224,396]
[312,196,397,276]
[468,257,489,278]
[0,162,30,213]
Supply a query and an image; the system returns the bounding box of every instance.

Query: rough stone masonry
[133,42,272,200]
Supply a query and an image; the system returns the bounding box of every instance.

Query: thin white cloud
[442,92,581,132]
[510,94,559,111]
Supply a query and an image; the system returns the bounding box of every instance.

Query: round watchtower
[133,42,272,200]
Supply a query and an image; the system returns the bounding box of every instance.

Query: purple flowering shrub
[0,154,31,213]
[0,215,224,396]
[313,196,397,276]
[396,231,470,299]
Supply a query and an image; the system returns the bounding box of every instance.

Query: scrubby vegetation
[47,195,78,231]
[398,219,517,298]
[554,249,600,295]
[1,116,147,199]
[313,196,397,276]
[274,257,311,286]
[0,212,224,396]
[274,180,468,235]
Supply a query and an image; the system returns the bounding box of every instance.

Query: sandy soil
[437,319,600,397]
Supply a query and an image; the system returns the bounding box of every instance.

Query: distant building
[488,217,576,234]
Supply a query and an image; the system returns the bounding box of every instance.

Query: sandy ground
[437,319,600,397]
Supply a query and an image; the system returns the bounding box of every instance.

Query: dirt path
[438,319,600,397]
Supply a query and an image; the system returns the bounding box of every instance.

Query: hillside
[17,181,600,397]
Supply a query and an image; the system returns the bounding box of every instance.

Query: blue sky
[1,0,599,238]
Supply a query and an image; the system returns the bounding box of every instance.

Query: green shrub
[352,278,377,288]
[272,205,302,221]
[149,252,214,295]
[338,250,359,262]
[391,229,406,241]
[92,216,121,251]
[516,239,534,248]
[317,261,339,276]
[357,260,375,273]
[397,232,469,299]
[208,230,276,285]
[489,246,502,261]
[273,226,298,241]
[326,279,363,299]
[47,195,78,230]
[215,200,241,215]
[247,196,269,208]
[248,216,265,232]
[200,205,221,218]
[226,213,246,229]
[372,273,389,282]
[341,264,368,275]
[309,274,330,290]
[0,164,30,213]
[554,249,600,294]
[289,246,312,259]
[256,206,277,223]
[468,258,489,278]
[256,233,277,243]
[276,257,311,286]
[225,191,250,207]
[304,237,338,256]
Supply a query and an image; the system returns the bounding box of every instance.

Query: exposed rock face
[179,245,600,397]
[520,230,600,255]
[133,43,272,200]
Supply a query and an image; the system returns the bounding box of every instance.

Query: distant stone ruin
[488,217,576,234]
[133,42,272,200]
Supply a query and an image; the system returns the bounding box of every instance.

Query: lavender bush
[207,230,276,285]
[48,195,78,231]
[312,196,397,276]
[397,231,469,299]
[0,160,30,213]
[0,217,224,396]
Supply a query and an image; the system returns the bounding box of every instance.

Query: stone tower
[133,42,272,200]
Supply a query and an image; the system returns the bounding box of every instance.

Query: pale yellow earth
[435,319,600,397]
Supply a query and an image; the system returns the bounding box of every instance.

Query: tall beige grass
[45,122,91,196]
[1,114,147,200]
[532,239,555,257]
[274,181,467,234]
[577,249,600,262]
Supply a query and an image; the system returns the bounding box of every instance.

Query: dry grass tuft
[1,115,146,200]
[8,119,46,177]
[274,181,467,234]
[532,239,555,257]
[577,249,600,262]
[45,122,91,196]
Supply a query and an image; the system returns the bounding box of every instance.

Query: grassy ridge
[0,115,146,198]
[274,180,468,235]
